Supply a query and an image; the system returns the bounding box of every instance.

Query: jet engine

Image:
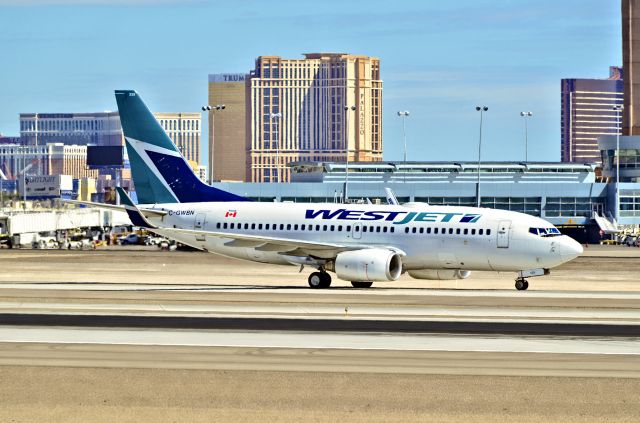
[333,249,403,282]
[407,269,471,280]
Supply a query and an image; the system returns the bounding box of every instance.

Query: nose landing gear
[515,277,529,291]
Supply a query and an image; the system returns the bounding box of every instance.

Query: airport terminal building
[212,147,640,243]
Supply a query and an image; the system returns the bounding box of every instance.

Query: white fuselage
[142,201,583,275]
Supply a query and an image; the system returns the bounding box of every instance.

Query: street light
[344,105,356,203]
[0,168,6,210]
[397,111,410,163]
[613,104,624,223]
[520,111,533,162]
[202,104,225,184]
[270,112,282,183]
[475,106,488,208]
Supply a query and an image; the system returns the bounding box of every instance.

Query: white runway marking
[2,282,640,300]
[0,326,638,355]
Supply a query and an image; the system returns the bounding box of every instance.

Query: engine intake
[333,249,402,282]
[407,269,471,280]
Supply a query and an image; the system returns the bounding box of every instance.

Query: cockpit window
[529,227,561,237]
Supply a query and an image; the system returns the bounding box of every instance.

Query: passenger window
[266,224,270,230]
[405,227,409,234]
[216,223,221,229]
[390,227,395,233]
[287,224,291,230]
[347,226,351,232]
[338,225,342,231]
[419,228,423,234]
[363,226,368,233]
[280,224,284,230]
[463,228,468,235]
[456,228,460,235]
[426,228,431,234]
[315,225,320,231]
[230,223,235,229]
[449,228,453,234]
[301,224,306,230]
[412,227,417,234]
[471,229,476,235]
[251,223,256,230]
[223,223,228,229]
[323,225,328,231]
[434,228,438,234]
[294,224,299,230]
[487,229,491,236]
[376,227,381,233]
[479,229,484,235]
[383,227,388,233]
[259,224,263,230]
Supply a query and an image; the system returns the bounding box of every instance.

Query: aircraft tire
[308,272,324,289]
[351,281,373,288]
[319,272,332,288]
[515,278,528,291]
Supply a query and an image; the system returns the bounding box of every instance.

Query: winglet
[116,187,157,229]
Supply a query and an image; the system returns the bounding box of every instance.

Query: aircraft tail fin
[114,90,250,204]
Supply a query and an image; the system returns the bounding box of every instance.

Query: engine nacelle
[333,249,402,282]
[407,269,471,280]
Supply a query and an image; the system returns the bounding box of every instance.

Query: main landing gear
[515,277,529,291]
[308,271,332,289]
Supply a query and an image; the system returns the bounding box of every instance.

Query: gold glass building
[208,53,383,183]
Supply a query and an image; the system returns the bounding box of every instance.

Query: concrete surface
[1,245,640,422]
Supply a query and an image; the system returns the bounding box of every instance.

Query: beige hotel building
[208,53,383,183]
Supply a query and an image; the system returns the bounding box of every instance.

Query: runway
[1,247,640,421]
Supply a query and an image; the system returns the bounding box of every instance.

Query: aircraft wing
[155,226,355,255]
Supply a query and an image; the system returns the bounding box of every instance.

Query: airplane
[71,90,584,291]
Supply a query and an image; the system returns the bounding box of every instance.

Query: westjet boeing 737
[74,90,583,290]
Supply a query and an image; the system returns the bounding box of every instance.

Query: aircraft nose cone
[559,237,583,260]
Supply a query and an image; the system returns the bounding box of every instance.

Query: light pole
[344,105,356,203]
[397,111,410,185]
[613,104,624,223]
[270,112,282,183]
[0,168,6,210]
[475,106,488,208]
[397,111,410,163]
[520,111,532,162]
[202,104,225,184]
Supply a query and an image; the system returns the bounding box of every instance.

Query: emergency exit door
[194,213,206,241]
[497,220,511,248]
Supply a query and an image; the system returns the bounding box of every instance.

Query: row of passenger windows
[216,222,395,233]
[404,226,491,236]
[215,221,492,236]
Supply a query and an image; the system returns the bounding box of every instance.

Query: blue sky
[0,0,621,163]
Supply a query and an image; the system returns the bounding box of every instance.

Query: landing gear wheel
[308,272,332,289]
[515,278,529,291]
[351,281,373,288]
[319,272,332,288]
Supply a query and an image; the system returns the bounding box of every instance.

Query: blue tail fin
[115,90,250,204]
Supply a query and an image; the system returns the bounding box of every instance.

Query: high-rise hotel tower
[208,53,383,182]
